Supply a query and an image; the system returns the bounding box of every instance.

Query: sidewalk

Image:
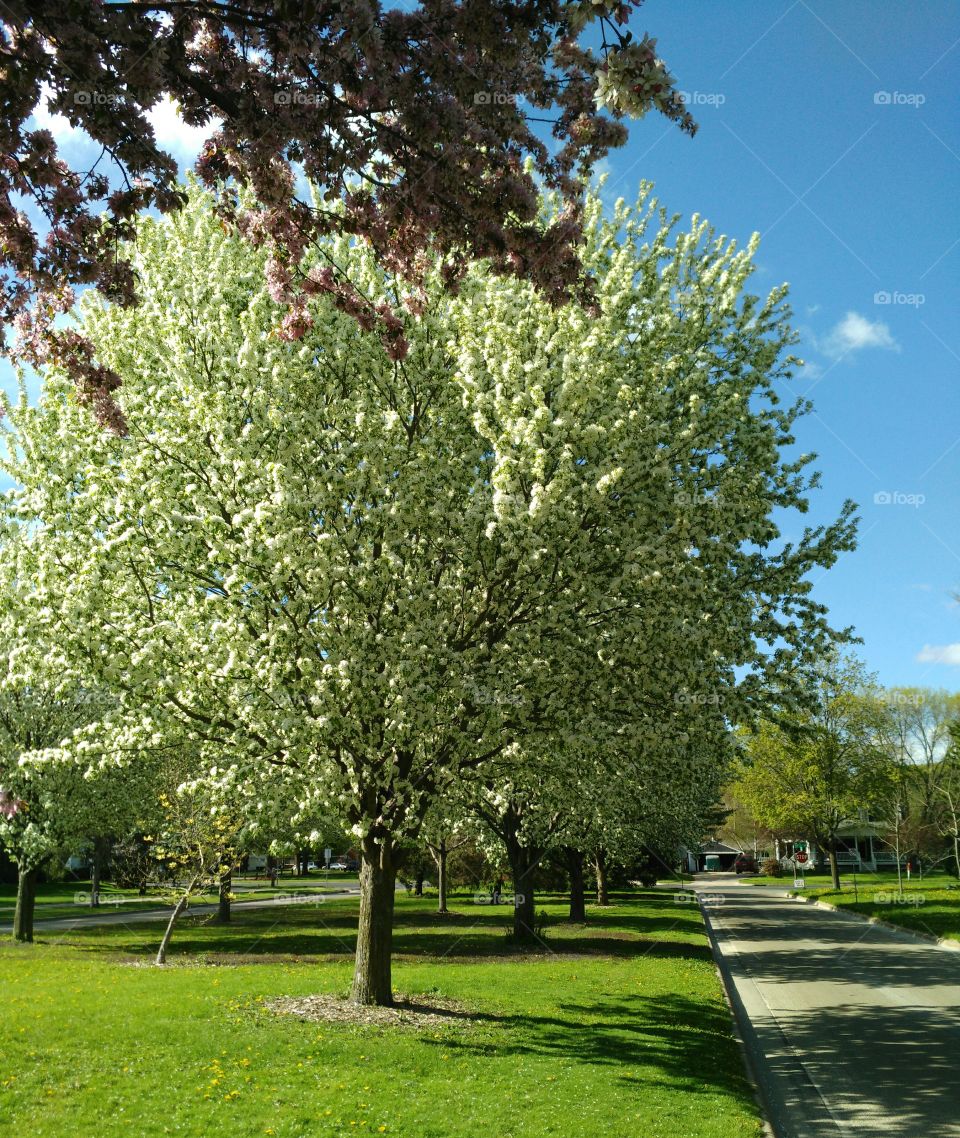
[693,876,960,1138]
[0,886,361,934]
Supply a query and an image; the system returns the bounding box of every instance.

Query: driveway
[693,874,960,1138]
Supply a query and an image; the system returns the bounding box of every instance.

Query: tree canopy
[1,0,696,429]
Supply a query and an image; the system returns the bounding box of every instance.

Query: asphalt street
[694,875,960,1138]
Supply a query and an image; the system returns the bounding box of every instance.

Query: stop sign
[795,851,808,863]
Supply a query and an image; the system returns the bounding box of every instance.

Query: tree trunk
[217,870,232,923]
[436,839,448,914]
[828,847,840,890]
[90,849,101,908]
[351,834,396,1006]
[13,865,38,943]
[567,847,586,922]
[156,872,201,965]
[594,849,609,906]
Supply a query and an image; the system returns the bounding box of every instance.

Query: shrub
[760,857,783,877]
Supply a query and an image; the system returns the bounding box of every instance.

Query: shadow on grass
[432,992,754,1100]
[55,898,712,966]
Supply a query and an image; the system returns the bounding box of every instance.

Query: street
[695,875,960,1138]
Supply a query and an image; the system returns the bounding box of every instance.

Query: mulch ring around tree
[267,992,479,1029]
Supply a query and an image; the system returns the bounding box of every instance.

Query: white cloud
[796,359,823,381]
[146,95,219,164]
[916,643,960,665]
[29,84,83,143]
[821,311,899,359]
[29,88,216,167]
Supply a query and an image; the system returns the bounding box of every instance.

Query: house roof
[700,840,740,854]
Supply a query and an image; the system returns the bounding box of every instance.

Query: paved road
[693,875,960,1138]
[0,886,362,934]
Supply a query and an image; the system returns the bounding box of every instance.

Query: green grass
[778,871,960,942]
[0,890,762,1138]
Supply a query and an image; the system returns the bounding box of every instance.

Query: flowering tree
[0,682,132,940]
[0,183,855,1002]
[0,0,695,427]
[147,773,248,964]
[470,719,727,935]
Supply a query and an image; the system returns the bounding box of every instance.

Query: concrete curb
[698,901,778,1138]
[788,891,960,952]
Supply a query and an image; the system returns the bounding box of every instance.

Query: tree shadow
[429,992,757,1105]
[711,892,960,992]
[57,898,714,967]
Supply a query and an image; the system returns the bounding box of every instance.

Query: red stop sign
[795,852,808,863]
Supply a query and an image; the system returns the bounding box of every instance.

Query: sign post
[324,847,332,869]
[793,841,808,888]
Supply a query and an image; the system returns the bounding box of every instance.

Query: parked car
[327,860,349,870]
[734,854,758,874]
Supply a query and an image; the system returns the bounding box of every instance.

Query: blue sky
[601,0,960,689]
[2,0,958,689]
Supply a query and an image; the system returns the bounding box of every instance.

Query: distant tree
[0,683,140,940]
[939,728,960,877]
[734,656,896,890]
[148,771,248,964]
[880,688,960,868]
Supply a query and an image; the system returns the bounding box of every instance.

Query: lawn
[775,871,960,943]
[0,890,763,1138]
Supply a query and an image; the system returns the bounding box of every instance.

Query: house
[684,840,741,873]
[775,816,905,873]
